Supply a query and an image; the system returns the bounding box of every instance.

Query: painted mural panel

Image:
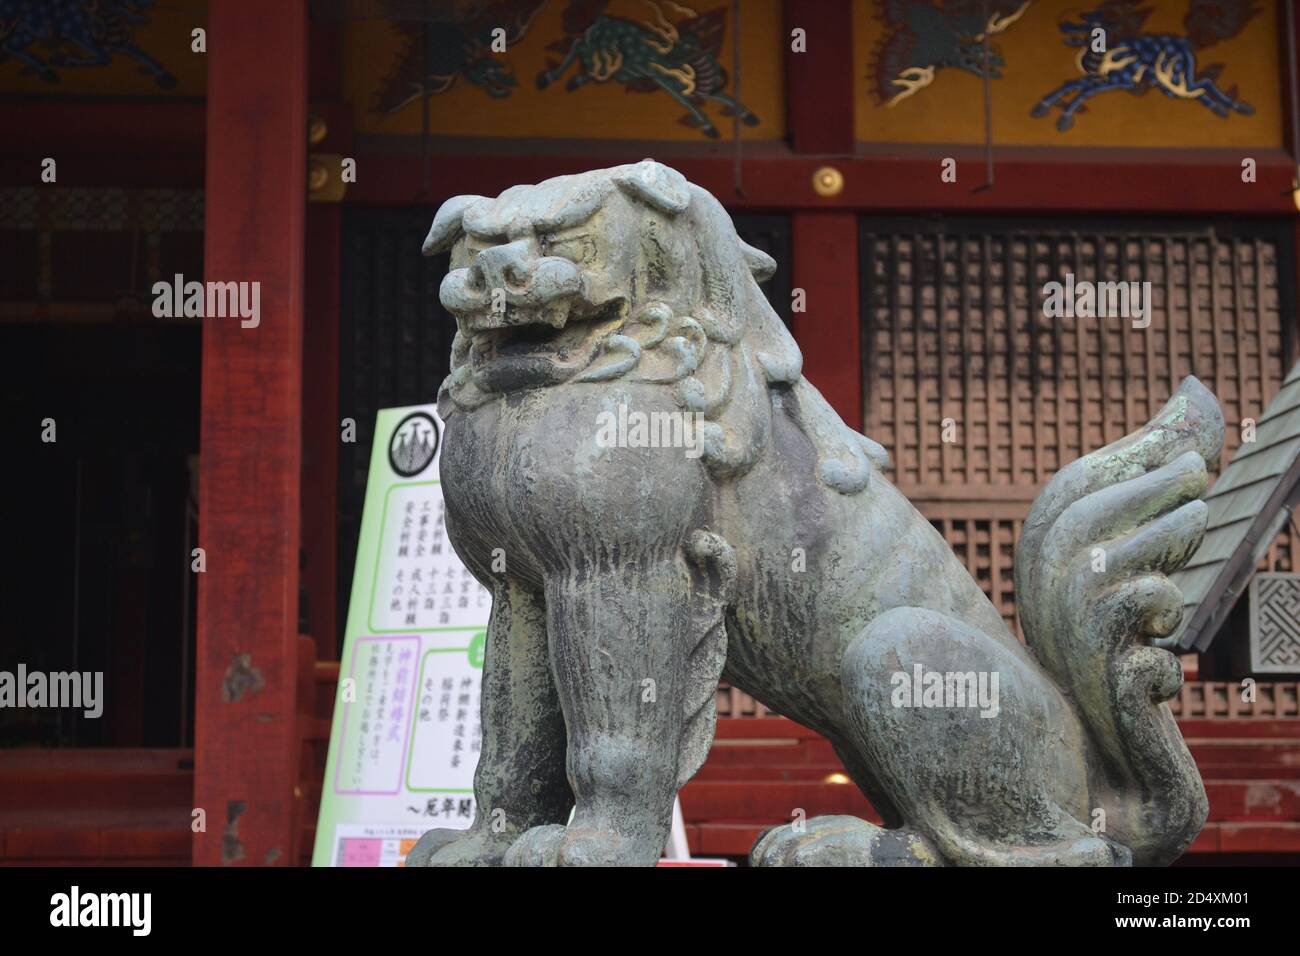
[345,0,785,140]
[855,0,1283,147]
[0,0,207,96]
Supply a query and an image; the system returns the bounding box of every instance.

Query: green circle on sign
[467,631,487,669]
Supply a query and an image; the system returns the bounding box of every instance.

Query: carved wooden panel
[861,216,1298,635]
[1250,573,1300,673]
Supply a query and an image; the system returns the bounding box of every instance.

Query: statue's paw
[555,824,658,866]
[405,827,469,867]
[407,827,509,867]
[750,816,941,867]
[503,820,660,866]
[503,824,567,866]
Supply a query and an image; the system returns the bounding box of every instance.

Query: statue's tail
[1014,377,1224,865]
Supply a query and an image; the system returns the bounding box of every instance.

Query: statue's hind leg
[754,607,1126,866]
[843,607,1124,866]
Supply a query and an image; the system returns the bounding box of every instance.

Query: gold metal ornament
[812,166,844,197]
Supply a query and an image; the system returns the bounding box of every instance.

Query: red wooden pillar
[194,0,308,866]
[784,1,861,427]
[791,213,862,428]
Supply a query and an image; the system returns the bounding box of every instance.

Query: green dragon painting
[538,0,758,138]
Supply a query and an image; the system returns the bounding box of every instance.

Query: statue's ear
[613,159,691,215]
[422,195,485,256]
[739,241,777,283]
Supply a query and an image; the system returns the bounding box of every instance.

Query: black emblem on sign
[389,411,440,477]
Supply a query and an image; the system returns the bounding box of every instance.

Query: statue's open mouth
[458,299,626,391]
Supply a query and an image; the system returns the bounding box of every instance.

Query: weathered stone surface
[405,160,1222,867]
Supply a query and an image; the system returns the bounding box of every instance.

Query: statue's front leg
[407,580,572,866]
[507,559,693,866]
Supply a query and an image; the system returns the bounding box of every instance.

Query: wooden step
[1,825,190,864]
[1189,821,1300,853]
[1204,780,1300,821]
[0,750,193,864]
[1177,719,1300,739]
[681,780,1300,823]
[689,819,1300,858]
[694,765,856,782]
[0,770,192,814]
[680,781,877,820]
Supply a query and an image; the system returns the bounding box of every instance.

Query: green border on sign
[404,646,482,793]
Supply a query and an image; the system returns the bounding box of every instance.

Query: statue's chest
[439,387,709,574]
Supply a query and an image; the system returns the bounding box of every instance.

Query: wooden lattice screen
[860,216,1299,637]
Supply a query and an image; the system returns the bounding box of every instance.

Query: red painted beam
[783,0,855,155]
[194,0,308,867]
[0,103,207,157]
[345,147,1297,215]
[792,212,861,429]
[0,103,205,188]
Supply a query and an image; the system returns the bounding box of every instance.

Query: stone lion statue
[406,160,1223,867]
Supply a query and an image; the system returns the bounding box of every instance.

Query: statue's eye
[543,234,594,263]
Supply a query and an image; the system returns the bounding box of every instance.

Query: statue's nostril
[466,265,486,291]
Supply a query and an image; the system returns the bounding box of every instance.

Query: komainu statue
[406,160,1223,867]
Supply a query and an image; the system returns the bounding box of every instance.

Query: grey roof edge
[1172,359,1300,651]
[1176,466,1300,651]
